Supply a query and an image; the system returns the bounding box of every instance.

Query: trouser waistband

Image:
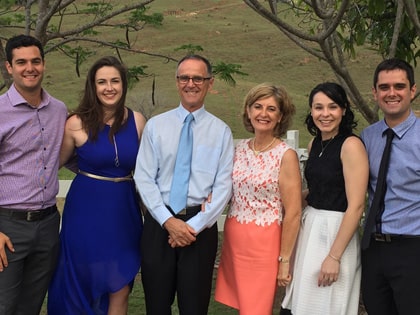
[166,205,201,216]
[372,233,420,242]
[0,205,57,222]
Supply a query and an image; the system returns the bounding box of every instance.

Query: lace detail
[228,139,292,226]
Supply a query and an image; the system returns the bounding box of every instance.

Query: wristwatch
[278,256,289,263]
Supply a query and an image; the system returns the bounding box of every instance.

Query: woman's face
[310,92,344,139]
[247,96,282,134]
[95,66,123,108]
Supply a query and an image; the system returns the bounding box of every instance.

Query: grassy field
[38,0,420,179]
[4,0,420,141]
[37,1,419,139]
[32,0,415,313]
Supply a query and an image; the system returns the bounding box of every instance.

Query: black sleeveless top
[305,134,350,212]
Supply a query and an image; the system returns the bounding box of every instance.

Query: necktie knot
[185,113,194,124]
[384,128,395,141]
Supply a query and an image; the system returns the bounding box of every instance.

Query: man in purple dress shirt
[0,35,67,315]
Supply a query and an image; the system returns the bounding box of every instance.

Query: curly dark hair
[5,34,44,64]
[305,82,357,137]
[4,35,44,64]
[242,83,295,138]
[71,56,128,142]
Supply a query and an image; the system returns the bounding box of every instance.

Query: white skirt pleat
[282,206,361,315]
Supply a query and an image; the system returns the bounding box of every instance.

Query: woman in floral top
[215,83,302,314]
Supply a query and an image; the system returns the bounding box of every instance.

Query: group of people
[215,79,368,315]
[0,34,419,315]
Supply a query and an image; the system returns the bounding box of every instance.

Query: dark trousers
[361,237,420,315]
[280,308,293,315]
[141,211,218,315]
[0,211,60,315]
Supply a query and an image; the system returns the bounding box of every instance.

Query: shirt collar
[381,111,417,139]
[176,104,206,122]
[8,84,49,109]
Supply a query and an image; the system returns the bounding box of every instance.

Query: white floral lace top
[228,138,292,226]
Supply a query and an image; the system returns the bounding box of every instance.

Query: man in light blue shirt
[360,58,420,315]
[134,54,234,315]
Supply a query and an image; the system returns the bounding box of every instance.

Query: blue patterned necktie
[169,113,194,213]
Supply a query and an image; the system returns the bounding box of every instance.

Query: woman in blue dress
[48,56,145,314]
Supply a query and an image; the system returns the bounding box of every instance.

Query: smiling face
[310,91,344,139]
[6,45,45,97]
[176,58,214,112]
[373,69,416,127]
[247,96,282,135]
[95,66,123,109]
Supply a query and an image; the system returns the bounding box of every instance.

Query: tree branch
[243,0,377,123]
[243,0,350,42]
[389,0,404,58]
[45,37,177,63]
[46,0,155,41]
[402,0,420,39]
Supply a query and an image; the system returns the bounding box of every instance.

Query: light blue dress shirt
[134,104,234,233]
[361,111,420,235]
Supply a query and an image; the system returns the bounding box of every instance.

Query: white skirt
[282,206,361,315]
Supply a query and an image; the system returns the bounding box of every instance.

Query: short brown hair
[242,83,295,138]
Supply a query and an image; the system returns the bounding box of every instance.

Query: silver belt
[78,170,133,182]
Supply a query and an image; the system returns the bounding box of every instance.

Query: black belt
[166,205,201,216]
[0,205,57,222]
[372,233,420,243]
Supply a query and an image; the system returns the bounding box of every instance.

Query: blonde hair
[242,82,295,137]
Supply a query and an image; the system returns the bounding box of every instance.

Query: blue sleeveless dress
[48,109,142,315]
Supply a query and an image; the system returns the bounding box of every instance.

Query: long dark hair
[305,82,357,137]
[71,56,128,142]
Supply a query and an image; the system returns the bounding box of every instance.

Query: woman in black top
[282,82,369,315]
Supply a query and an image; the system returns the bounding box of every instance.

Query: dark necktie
[361,128,395,250]
[169,113,194,214]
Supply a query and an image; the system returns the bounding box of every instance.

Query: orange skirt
[215,217,282,315]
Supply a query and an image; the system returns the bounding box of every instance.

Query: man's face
[373,69,416,126]
[6,45,45,96]
[176,59,214,112]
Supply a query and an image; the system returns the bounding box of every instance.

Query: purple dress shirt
[0,84,67,210]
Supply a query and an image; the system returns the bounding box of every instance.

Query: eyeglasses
[176,75,212,85]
